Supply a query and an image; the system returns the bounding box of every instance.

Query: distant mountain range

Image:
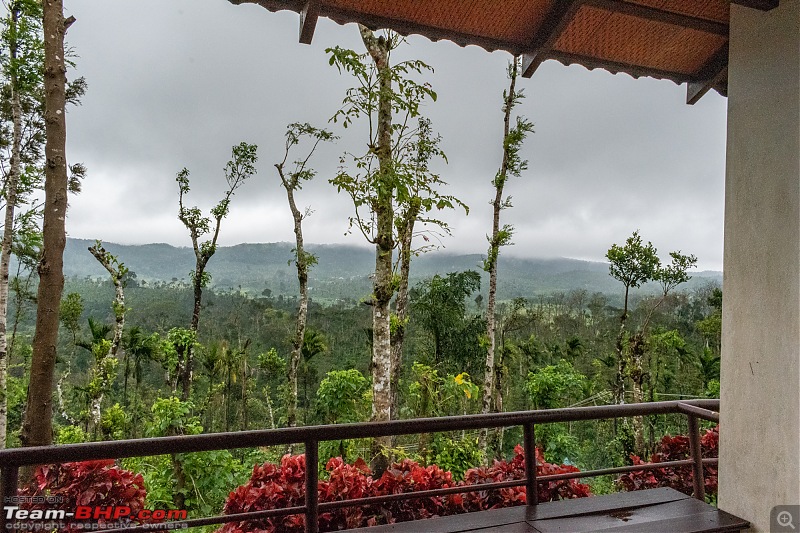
[61,238,721,302]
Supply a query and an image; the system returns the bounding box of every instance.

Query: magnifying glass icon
[778,510,796,530]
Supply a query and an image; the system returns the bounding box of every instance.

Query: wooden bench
[341,488,750,533]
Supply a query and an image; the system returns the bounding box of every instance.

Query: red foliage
[222,454,308,532]
[318,457,374,530]
[18,460,147,532]
[616,425,719,497]
[371,459,457,522]
[219,445,591,533]
[459,445,590,512]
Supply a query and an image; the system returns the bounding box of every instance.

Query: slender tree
[357,27,393,472]
[2,0,85,449]
[390,117,465,418]
[8,224,41,362]
[20,0,73,450]
[328,27,438,472]
[85,241,127,436]
[606,230,659,407]
[88,242,126,356]
[493,297,534,453]
[628,250,696,453]
[479,57,533,455]
[0,0,30,449]
[274,122,335,428]
[607,231,696,454]
[176,142,257,400]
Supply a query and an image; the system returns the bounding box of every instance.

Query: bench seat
[340,487,749,533]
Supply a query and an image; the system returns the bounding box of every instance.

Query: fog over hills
[62,238,721,302]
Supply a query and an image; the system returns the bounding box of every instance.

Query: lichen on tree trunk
[184,269,203,400]
[480,58,520,457]
[280,173,309,430]
[87,242,127,438]
[358,24,394,474]
[275,123,332,434]
[390,208,416,422]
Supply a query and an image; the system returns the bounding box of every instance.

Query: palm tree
[697,347,721,389]
[122,327,157,402]
[219,341,245,432]
[565,337,585,360]
[299,328,327,423]
[198,341,223,431]
[74,318,112,437]
[75,317,111,354]
[121,326,159,435]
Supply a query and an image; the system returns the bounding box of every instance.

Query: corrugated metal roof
[229,0,778,103]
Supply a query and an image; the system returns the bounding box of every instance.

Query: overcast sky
[62,0,728,271]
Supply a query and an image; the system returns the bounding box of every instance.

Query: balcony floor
[340,488,749,533]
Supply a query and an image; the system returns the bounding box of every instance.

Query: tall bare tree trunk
[390,209,416,421]
[241,355,248,430]
[611,285,630,438]
[21,0,70,451]
[479,61,518,456]
[178,244,209,400]
[359,25,394,474]
[0,5,23,449]
[177,146,257,401]
[614,285,630,407]
[275,124,331,435]
[493,348,505,457]
[282,182,308,429]
[184,267,204,400]
[89,248,125,358]
[87,243,126,437]
[629,332,647,455]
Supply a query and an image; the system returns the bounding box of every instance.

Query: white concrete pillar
[719,1,800,530]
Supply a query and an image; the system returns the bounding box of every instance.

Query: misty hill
[62,238,721,302]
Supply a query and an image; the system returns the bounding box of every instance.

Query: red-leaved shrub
[222,454,308,532]
[318,457,375,530]
[18,459,147,531]
[219,445,591,533]
[371,458,458,523]
[458,445,590,512]
[616,425,719,497]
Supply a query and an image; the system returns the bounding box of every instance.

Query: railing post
[1,466,19,530]
[305,440,319,533]
[523,423,538,506]
[687,414,705,501]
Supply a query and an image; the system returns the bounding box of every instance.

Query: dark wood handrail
[0,399,719,533]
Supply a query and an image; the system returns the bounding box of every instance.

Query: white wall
[719,1,800,530]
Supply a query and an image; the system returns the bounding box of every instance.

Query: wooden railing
[0,399,720,533]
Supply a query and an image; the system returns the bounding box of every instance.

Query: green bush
[57,425,88,444]
[429,434,482,480]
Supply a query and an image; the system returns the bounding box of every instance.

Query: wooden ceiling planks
[230,0,779,103]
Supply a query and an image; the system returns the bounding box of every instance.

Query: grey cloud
[63,0,727,271]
